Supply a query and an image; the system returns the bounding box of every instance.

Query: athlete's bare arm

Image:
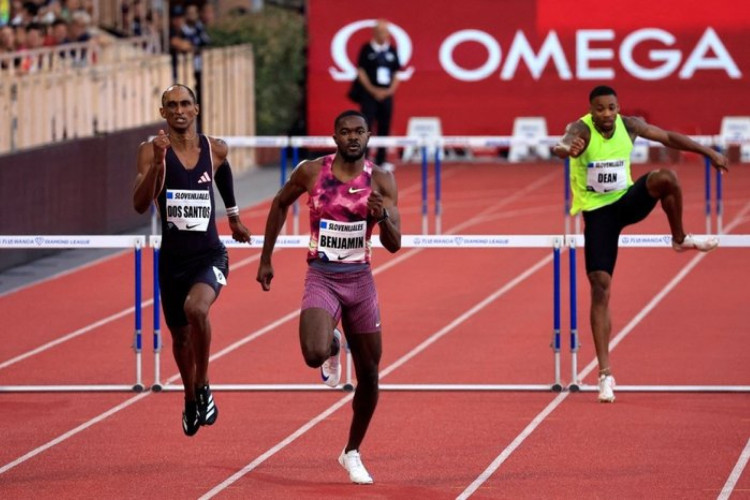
[256,159,321,291]
[552,121,590,159]
[133,130,169,214]
[369,167,401,253]
[622,115,729,172]
[208,136,229,172]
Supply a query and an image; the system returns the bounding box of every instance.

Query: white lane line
[455,254,701,499]
[718,438,750,500]
[456,203,750,498]
[198,173,561,497]
[457,392,570,500]
[0,392,151,475]
[0,306,141,370]
[0,170,557,479]
[0,170,447,369]
[200,253,553,498]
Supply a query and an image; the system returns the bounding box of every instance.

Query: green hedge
[209,6,306,135]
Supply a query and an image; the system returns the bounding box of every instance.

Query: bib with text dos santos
[307,155,377,264]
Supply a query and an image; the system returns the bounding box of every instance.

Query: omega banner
[307,0,748,137]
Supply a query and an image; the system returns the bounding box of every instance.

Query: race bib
[166,189,211,231]
[317,218,367,262]
[586,160,628,193]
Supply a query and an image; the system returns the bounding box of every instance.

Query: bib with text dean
[318,218,367,262]
[586,159,628,193]
[166,189,212,231]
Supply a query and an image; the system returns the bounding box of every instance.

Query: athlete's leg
[169,323,197,400]
[587,270,613,376]
[646,169,686,243]
[583,206,620,378]
[184,282,218,387]
[374,98,393,165]
[299,307,338,368]
[343,330,382,452]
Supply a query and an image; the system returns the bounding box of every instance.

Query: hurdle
[148,234,564,392]
[0,235,147,392]
[565,233,750,393]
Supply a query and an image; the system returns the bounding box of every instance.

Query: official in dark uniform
[352,19,402,170]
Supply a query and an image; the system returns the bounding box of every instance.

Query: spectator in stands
[68,9,90,43]
[552,85,729,404]
[185,3,209,131]
[38,0,62,25]
[20,21,44,72]
[0,24,15,51]
[47,17,69,46]
[350,19,402,171]
[168,4,192,78]
[0,24,21,68]
[199,1,214,28]
[11,22,24,49]
[10,1,36,26]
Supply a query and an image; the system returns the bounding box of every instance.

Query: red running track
[1,159,749,499]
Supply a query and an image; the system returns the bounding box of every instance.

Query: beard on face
[339,146,366,163]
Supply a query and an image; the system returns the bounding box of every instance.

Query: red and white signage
[307,0,748,137]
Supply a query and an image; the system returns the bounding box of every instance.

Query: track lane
[2,159,748,491]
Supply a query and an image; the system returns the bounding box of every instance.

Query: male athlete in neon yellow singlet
[553,85,728,403]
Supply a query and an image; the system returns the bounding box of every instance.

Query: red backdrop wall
[307,0,749,137]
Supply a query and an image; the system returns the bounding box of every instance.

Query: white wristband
[226,206,240,217]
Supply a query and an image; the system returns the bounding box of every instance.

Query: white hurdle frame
[149,234,564,393]
[0,235,147,393]
[565,233,750,393]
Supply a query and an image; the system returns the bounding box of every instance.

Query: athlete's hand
[367,190,385,220]
[152,129,170,165]
[554,137,586,159]
[256,262,274,291]
[229,219,251,243]
[566,137,586,158]
[709,150,729,173]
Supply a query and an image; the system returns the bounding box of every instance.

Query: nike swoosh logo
[348,187,367,194]
[186,223,201,229]
[337,254,353,260]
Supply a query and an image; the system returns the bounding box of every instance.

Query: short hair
[589,85,617,103]
[161,84,197,106]
[333,109,368,130]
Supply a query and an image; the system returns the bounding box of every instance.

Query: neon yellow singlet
[569,114,634,215]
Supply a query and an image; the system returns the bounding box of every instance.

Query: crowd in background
[0,0,215,75]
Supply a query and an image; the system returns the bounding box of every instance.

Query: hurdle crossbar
[566,234,750,393]
[0,235,147,393]
[147,234,563,392]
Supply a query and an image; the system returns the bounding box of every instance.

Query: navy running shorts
[158,245,229,328]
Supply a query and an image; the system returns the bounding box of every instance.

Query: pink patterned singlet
[307,155,376,264]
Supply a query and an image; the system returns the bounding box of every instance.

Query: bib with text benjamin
[318,218,366,262]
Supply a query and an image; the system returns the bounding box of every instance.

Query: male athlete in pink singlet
[257,110,401,485]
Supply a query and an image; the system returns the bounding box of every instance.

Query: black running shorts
[158,245,229,328]
[582,174,658,275]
